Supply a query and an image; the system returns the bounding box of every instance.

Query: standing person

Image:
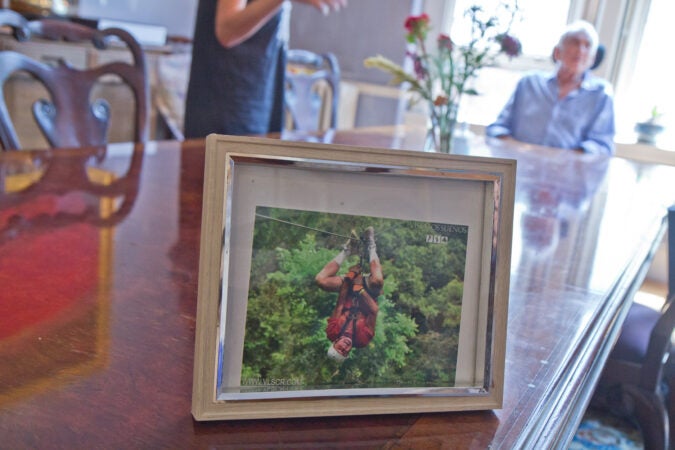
[485,20,615,155]
[316,226,383,362]
[184,0,347,138]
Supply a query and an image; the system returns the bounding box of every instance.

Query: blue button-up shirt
[486,71,615,155]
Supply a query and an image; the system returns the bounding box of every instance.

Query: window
[410,0,673,152]
[446,0,572,126]
[613,0,674,147]
[451,0,571,58]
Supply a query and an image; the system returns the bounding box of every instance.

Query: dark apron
[184,0,286,138]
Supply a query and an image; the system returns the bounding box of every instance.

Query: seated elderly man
[486,20,615,155]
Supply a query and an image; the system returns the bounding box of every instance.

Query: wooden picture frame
[192,135,516,421]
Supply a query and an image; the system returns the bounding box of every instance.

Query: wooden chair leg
[624,384,668,450]
[668,375,675,450]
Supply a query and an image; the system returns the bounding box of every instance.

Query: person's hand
[294,0,348,15]
[495,134,515,142]
[486,134,517,146]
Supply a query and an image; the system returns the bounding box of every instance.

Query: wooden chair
[0,9,149,150]
[592,205,675,449]
[590,44,605,70]
[284,49,340,132]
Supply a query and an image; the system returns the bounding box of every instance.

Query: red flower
[437,33,453,52]
[407,52,427,80]
[404,14,430,42]
[496,33,522,58]
[433,95,449,106]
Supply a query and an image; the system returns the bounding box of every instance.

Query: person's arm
[579,94,615,155]
[315,260,343,292]
[215,0,347,48]
[214,0,283,48]
[485,90,517,139]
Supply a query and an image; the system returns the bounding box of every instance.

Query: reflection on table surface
[0,144,143,406]
[1,130,674,449]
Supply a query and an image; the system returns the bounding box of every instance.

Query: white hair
[327,345,348,362]
[557,20,599,56]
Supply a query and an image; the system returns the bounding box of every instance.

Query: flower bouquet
[365,3,521,153]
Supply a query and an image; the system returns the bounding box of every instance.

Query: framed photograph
[192,135,516,421]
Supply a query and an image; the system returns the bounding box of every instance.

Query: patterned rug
[570,408,644,449]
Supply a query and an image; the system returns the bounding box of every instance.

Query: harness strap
[338,294,360,338]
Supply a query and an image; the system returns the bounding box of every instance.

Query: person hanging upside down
[315,226,383,362]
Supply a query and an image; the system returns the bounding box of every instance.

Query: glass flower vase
[424,102,458,154]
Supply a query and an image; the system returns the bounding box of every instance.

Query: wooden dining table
[1,127,674,449]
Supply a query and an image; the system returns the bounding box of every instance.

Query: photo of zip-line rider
[240,206,469,392]
[315,227,383,362]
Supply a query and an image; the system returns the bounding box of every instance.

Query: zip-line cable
[254,213,358,242]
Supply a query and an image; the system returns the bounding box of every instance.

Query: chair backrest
[590,44,605,71]
[669,205,675,299]
[284,49,339,132]
[592,204,675,449]
[0,9,149,150]
[639,205,675,389]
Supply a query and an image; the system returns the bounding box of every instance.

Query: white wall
[77,0,198,39]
